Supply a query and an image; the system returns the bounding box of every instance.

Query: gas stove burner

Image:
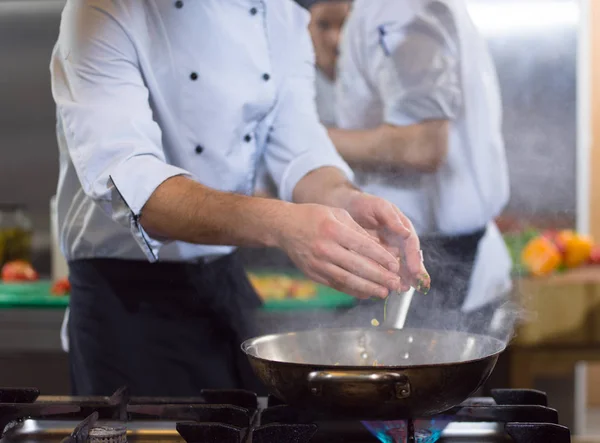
[362,419,450,443]
[87,426,127,443]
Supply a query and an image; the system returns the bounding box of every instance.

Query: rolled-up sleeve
[263,14,354,203]
[51,1,189,261]
[376,3,463,126]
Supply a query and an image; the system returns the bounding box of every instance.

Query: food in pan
[1,260,38,282]
[247,274,317,301]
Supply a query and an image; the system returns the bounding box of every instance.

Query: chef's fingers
[394,234,429,293]
[401,231,424,275]
[366,228,383,243]
[332,216,400,274]
[381,242,401,258]
[333,209,383,244]
[315,262,392,299]
[303,270,330,287]
[373,201,413,240]
[394,207,418,234]
[388,208,430,291]
[323,243,402,294]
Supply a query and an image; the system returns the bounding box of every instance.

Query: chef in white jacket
[51,0,430,396]
[331,0,513,332]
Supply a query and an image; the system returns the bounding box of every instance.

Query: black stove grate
[252,423,318,443]
[491,388,549,406]
[129,404,252,427]
[177,422,245,443]
[176,422,319,443]
[199,390,258,410]
[0,388,39,404]
[506,423,572,443]
[0,387,572,443]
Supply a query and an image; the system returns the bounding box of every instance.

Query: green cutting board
[259,284,355,311]
[0,273,356,311]
[248,270,356,311]
[0,281,69,308]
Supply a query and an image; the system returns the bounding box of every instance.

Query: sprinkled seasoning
[417,272,431,294]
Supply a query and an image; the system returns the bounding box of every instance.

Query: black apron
[67,252,266,396]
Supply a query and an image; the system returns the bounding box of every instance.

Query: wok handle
[307,371,411,399]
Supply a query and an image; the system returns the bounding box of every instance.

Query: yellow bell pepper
[556,230,594,268]
[521,236,562,276]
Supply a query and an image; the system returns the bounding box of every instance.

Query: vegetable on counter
[590,245,600,265]
[1,260,38,282]
[518,229,597,277]
[248,273,317,301]
[555,230,594,268]
[520,236,562,277]
[50,277,70,296]
[503,228,543,275]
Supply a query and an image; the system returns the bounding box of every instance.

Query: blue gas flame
[362,418,452,443]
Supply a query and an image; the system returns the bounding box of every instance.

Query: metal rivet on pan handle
[394,378,411,399]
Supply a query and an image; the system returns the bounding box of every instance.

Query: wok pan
[241,327,505,419]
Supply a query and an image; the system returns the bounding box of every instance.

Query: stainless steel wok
[241,327,505,419]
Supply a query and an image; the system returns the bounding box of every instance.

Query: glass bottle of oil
[0,204,33,268]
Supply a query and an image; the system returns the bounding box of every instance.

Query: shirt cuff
[384,111,422,127]
[384,89,462,127]
[108,154,190,261]
[278,150,355,202]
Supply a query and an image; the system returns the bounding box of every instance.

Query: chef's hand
[344,193,431,293]
[275,204,404,299]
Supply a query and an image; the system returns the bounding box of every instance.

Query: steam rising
[242,244,530,354]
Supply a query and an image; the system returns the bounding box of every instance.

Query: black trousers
[67,253,266,396]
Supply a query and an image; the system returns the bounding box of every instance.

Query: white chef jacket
[254,67,337,194]
[336,0,512,311]
[50,0,353,264]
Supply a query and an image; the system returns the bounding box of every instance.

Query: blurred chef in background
[330,0,513,331]
[254,0,351,197]
[303,0,352,126]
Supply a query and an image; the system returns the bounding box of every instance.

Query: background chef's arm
[328,120,448,173]
[331,8,461,173]
[262,12,358,209]
[52,1,296,259]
